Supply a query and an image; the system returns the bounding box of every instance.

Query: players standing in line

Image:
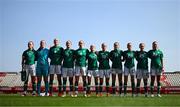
[74,40,89,97]
[49,39,64,96]
[86,45,99,97]
[135,43,149,97]
[36,40,49,96]
[98,43,111,97]
[148,41,164,97]
[109,42,124,96]
[21,41,36,96]
[123,43,136,97]
[62,40,75,97]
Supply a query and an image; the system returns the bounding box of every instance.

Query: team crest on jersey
[65,51,70,56]
[139,53,145,58]
[113,52,119,57]
[78,51,83,56]
[127,52,133,58]
[27,51,34,57]
[152,52,158,57]
[101,53,107,59]
[53,48,59,53]
[90,53,97,60]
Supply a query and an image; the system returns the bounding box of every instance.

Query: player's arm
[160,51,164,70]
[135,51,138,61]
[97,51,101,62]
[109,51,113,61]
[147,50,151,59]
[21,52,26,70]
[120,50,124,61]
[60,47,64,62]
[73,49,77,61]
[107,51,110,60]
[86,49,89,60]
[35,50,39,61]
[122,51,125,62]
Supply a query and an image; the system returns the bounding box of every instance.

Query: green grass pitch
[0,93,180,106]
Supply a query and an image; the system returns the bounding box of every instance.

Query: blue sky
[0,0,179,72]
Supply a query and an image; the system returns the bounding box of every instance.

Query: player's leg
[42,67,49,96]
[81,67,87,97]
[49,74,54,96]
[62,68,67,97]
[30,65,36,96]
[157,75,161,97]
[74,66,80,97]
[111,69,116,95]
[69,76,74,96]
[87,71,92,96]
[43,76,49,96]
[136,69,141,97]
[150,75,155,97]
[130,67,135,97]
[56,65,62,96]
[49,65,55,96]
[22,65,29,96]
[143,78,148,97]
[36,67,42,96]
[37,75,42,96]
[131,75,135,97]
[143,70,149,97]
[87,70,93,96]
[124,67,129,96]
[105,70,111,96]
[93,70,99,96]
[94,77,99,96]
[99,70,104,96]
[68,68,74,97]
[105,77,110,96]
[82,75,87,97]
[57,74,62,96]
[31,76,36,96]
[150,68,155,97]
[136,78,141,97]
[118,73,123,95]
[74,76,79,97]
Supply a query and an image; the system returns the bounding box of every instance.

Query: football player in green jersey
[74,40,89,97]
[148,41,164,97]
[98,43,111,97]
[135,43,149,97]
[49,39,64,97]
[36,40,49,96]
[62,40,75,97]
[110,42,123,96]
[87,45,99,97]
[21,41,36,96]
[123,43,136,97]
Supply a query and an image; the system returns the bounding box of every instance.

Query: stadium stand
[0,72,180,94]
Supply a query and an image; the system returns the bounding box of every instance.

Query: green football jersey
[62,48,75,68]
[148,49,163,70]
[75,48,89,67]
[98,51,110,70]
[136,51,148,70]
[49,46,64,65]
[87,52,98,70]
[22,49,36,65]
[110,49,123,69]
[123,50,136,68]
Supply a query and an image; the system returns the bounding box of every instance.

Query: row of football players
[21,39,163,97]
